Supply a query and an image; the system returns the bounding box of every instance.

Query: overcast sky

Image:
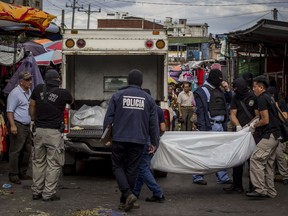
[43,0,288,34]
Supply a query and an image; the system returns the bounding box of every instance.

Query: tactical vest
[204,85,226,117]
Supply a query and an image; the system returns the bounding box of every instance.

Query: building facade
[5,0,43,10]
[163,17,209,62]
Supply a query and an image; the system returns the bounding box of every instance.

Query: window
[104,76,128,92]
[35,1,40,8]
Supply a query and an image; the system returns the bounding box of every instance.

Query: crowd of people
[2,65,288,213]
[167,63,288,199]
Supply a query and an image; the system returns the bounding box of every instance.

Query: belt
[181,106,194,109]
[210,120,223,124]
[15,120,30,126]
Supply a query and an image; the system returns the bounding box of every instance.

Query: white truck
[61,28,169,174]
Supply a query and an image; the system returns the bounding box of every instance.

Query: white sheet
[150,127,256,174]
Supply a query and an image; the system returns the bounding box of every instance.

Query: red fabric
[196,68,205,86]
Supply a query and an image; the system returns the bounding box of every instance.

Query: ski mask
[242,72,253,88]
[207,69,223,87]
[45,69,61,86]
[128,69,143,87]
[232,78,249,100]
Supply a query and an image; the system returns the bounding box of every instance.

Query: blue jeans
[193,122,230,183]
[133,145,163,198]
[193,171,230,183]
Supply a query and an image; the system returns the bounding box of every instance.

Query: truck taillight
[65,39,75,48]
[76,39,86,48]
[162,109,171,131]
[63,106,70,134]
[145,40,153,49]
[156,40,165,49]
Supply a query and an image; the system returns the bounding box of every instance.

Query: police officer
[192,69,232,185]
[103,69,159,212]
[29,70,73,201]
[246,75,281,198]
[224,77,258,193]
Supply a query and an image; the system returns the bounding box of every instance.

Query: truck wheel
[153,170,168,178]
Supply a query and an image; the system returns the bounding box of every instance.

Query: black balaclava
[232,78,249,100]
[242,72,253,88]
[45,69,60,86]
[207,69,223,87]
[128,69,143,87]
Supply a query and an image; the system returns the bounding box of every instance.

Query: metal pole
[87,4,90,29]
[61,9,65,30]
[13,35,18,73]
[72,0,76,29]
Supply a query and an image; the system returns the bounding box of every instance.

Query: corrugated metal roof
[227,19,288,45]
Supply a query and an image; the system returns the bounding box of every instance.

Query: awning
[227,19,288,55]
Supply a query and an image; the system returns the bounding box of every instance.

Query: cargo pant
[250,133,279,198]
[31,128,64,199]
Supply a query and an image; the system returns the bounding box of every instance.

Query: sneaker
[145,195,165,203]
[246,191,267,198]
[118,202,140,210]
[193,180,207,185]
[19,174,32,180]
[223,185,244,193]
[32,194,42,200]
[42,194,60,201]
[9,175,21,184]
[283,179,288,185]
[124,194,137,212]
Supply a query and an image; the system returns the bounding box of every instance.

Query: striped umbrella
[34,50,61,65]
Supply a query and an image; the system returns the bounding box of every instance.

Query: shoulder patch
[248,100,254,106]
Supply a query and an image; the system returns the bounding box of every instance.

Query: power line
[66,0,84,28]
[78,4,101,29]
[110,0,288,7]
[278,11,288,21]
[80,0,119,14]
[233,11,271,31]
[186,10,271,22]
[46,0,64,10]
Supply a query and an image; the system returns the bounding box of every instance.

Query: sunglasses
[24,78,32,81]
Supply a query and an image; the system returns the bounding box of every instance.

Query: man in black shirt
[246,75,281,198]
[224,78,258,193]
[29,70,73,201]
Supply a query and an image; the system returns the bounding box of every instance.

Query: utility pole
[78,4,101,29]
[66,0,83,29]
[272,8,278,21]
[61,10,65,30]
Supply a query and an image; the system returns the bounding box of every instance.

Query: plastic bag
[71,105,107,126]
